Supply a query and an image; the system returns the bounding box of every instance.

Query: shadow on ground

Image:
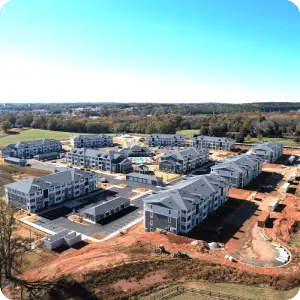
[182,198,259,244]
[245,171,283,193]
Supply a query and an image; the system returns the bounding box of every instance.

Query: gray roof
[33,152,60,159]
[250,141,283,152]
[160,147,206,163]
[126,172,161,182]
[191,135,235,143]
[120,145,152,156]
[5,168,96,194]
[134,164,150,171]
[4,139,61,149]
[67,148,129,163]
[83,197,129,216]
[144,174,228,211]
[147,134,185,139]
[4,157,26,163]
[212,154,262,174]
[71,134,112,140]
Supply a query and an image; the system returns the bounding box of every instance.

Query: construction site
[1,145,300,300]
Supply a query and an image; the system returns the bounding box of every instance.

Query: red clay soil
[284,149,300,156]
[229,188,252,200]
[265,194,300,245]
[113,270,167,291]
[22,221,292,284]
[262,162,286,169]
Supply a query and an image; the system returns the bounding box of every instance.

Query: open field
[0,129,77,148]
[176,129,199,138]
[0,160,51,196]
[250,137,298,146]
[176,130,298,146]
[146,282,299,300]
[183,282,299,300]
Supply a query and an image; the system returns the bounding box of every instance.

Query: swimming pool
[130,157,153,164]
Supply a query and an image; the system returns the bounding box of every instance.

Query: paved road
[33,176,155,237]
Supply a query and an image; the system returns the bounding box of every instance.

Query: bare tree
[0,201,30,288]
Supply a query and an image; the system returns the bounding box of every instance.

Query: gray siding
[145,211,177,233]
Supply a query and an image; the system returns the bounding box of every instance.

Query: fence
[147,286,252,300]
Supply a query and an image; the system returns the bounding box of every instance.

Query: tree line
[1,111,300,142]
[2,102,300,115]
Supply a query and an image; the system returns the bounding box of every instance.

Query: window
[150,220,153,226]
[169,209,171,214]
[150,212,153,218]
[168,217,171,224]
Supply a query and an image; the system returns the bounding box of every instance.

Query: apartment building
[190,136,235,150]
[119,145,153,157]
[247,141,283,162]
[143,174,229,234]
[211,154,262,188]
[5,167,99,213]
[1,139,62,158]
[146,134,186,147]
[66,148,132,173]
[70,134,113,148]
[159,147,209,174]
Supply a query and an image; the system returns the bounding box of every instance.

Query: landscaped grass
[0,129,77,148]
[176,130,200,138]
[176,130,298,146]
[249,137,297,146]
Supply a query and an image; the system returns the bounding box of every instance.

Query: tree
[0,202,29,288]
[245,134,252,143]
[293,136,300,144]
[1,121,12,133]
[257,134,264,142]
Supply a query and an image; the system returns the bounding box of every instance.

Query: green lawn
[177,130,200,138]
[176,130,298,146]
[0,129,76,148]
[249,137,297,146]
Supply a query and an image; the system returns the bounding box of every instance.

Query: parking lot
[24,158,167,238]
[27,170,158,237]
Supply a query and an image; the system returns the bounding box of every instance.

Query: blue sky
[0,0,299,103]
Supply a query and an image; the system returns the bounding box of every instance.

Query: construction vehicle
[155,245,169,255]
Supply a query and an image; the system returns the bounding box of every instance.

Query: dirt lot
[144,163,181,183]
[3,154,300,299]
[208,149,239,161]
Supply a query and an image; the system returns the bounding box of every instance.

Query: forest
[1,108,300,143]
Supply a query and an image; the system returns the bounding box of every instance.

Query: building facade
[190,136,235,150]
[5,167,99,213]
[159,147,209,174]
[247,141,283,162]
[66,148,132,173]
[126,172,163,186]
[211,154,262,188]
[146,134,186,147]
[33,152,60,161]
[70,134,113,148]
[143,174,229,234]
[83,197,130,223]
[1,139,62,158]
